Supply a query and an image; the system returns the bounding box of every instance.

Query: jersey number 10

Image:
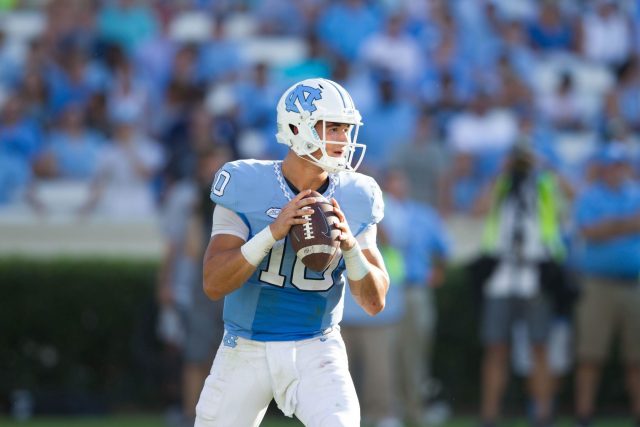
[259,238,342,292]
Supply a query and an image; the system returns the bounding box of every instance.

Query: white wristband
[240,226,276,267]
[342,242,372,281]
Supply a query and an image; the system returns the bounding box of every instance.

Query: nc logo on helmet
[285,85,322,114]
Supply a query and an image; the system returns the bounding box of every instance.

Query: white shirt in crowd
[95,135,164,219]
[448,108,518,153]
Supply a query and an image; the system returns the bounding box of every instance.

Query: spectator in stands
[153,44,204,141]
[580,0,633,70]
[0,29,21,88]
[316,0,382,60]
[254,0,311,36]
[476,141,566,427]
[158,145,231,427]
[0,94,40,164]
[34,103,104,180]
[447,92,518,155]
[359,13,422,87]
[197,15,243,84]
[47,46,103,116]
[426,9,474,99]
[359,78,417,172]
[460,1,506,86]
[97,0,159,54]
[133,11,177,96]
[0,151,30,206]
[163,103,237,194]
[527,1,576,53]
[439,152,488,218]
[342,224,405,427]
[492,55,533,117]
[85,91,110,137]
[425,71,468,133]
[573,144,640,427]
[500,20,537,85]
[406,0,448,53]
[390,110,449,207]
[0,94,39,206]
[537,71,588,132]
[107,56,151,133]
[604,56,640,133]
[18,69,51,126]
[382,168,450,426]
[330,57,378,117]
[233,62,283,158]
[234,62,278,131]
[22,38,52,79]
[44,0,98,54]
[281,32,332,83]
[81,105,164,219]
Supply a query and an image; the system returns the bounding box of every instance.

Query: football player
[195,78,390,427]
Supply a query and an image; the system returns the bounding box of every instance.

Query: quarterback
[195,78,390,426]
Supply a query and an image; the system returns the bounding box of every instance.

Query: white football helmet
[276,78,366,173]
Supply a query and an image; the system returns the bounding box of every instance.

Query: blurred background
[1,0,639,426]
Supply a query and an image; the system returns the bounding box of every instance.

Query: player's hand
[269,189,316,241]
[331,198,356,251]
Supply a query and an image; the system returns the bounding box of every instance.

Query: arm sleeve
[211,205,250,241]
[356,224,377,250]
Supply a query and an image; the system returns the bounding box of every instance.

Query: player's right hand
[269,189,315,240]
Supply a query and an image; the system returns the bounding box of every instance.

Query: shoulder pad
[336,172,384,232]
[210,160,274,213]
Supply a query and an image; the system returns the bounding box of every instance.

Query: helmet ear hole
[289,124,299,135]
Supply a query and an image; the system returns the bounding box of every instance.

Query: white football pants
[194,328,360,427]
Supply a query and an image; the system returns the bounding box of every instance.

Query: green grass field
[0,415,634,427]
[0,415,303,427]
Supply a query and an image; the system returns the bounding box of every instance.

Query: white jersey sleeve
[356,224,377,250]
[211,205,250,241]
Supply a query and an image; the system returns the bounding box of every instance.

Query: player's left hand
[331,198,356,251]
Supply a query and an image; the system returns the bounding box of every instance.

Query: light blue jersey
[210,159,384,341]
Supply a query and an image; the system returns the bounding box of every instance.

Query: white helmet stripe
[324,79,347,109]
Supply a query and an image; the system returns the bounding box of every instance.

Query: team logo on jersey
[223,333,238,348]
[285,84,322,113]
[266,208,281,219]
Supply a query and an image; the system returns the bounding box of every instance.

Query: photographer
[475,141,568,427]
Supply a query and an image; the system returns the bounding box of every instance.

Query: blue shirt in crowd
[316,2,382,60]
[575,180,640,279]
[0,152,30,205]
[383,195,450,286]
[46,131,104,180]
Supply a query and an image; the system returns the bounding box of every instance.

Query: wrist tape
[240,226,276,267]
[342,243,372,281]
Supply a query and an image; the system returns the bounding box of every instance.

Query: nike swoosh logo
[319,206,332,239]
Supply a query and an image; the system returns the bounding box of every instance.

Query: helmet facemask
[293,116,366,174]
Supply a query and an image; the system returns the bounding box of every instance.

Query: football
[289,191,341,272]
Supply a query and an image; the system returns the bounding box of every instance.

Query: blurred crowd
[0,0,639,217]
[3,0,640,426]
